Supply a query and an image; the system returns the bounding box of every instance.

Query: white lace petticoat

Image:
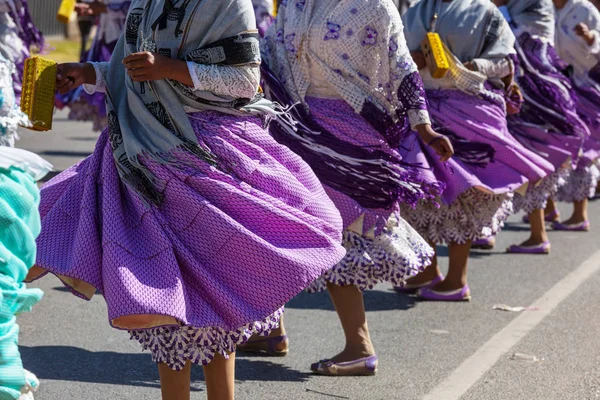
[306,216,434,292]
[402,187,514,245]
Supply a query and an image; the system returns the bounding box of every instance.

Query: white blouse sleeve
[83,62,109,94]
[186,62,259,99]
[470,57,512,79]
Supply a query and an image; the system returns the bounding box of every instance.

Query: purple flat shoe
[522,209,560,224]
[393,275,444,293]
[311,355,378,376]
[418,285,471,302]
[471,236,495,250]
[506,241,551,254]
[552,220,590,232]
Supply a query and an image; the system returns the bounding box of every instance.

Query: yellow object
[57,0,76,24]
[421,32,450,79]
[20,56,57,131]
[272,0,279,16]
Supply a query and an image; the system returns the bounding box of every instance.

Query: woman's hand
[123,52,175,82]
[410,50,427,70]
[56,62,96,94]
[575,23,596,46]
[415,124,454,162]
[464,61,477,71]
[492,0,509,6]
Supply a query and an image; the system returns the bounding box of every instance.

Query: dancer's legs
[326,282,375,363]
[158,354,236,400]
[431,240,471,292]
[520,208,549,246]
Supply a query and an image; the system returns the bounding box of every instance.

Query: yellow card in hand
[57,0,76,24]
[421,32,450,79]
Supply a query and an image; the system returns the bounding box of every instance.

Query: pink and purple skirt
[400,89,554,244]
[302,97,434,292]
[27,111,346,369]
[508,33,586,213]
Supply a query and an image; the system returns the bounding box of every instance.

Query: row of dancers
[1,0,600,399]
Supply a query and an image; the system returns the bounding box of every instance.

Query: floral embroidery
[324,21,341,41]
[358,72,370,83]
[388,37,398,57]
[362,26,378,46]
[346,29,354,37]
[285,34,297,53]
[275,28,284,43]
[295,0,305,11]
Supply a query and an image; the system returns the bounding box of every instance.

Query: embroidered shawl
[105,0,270,205]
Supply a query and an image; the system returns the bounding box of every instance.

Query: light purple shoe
[471,236,495,250]
[506,241,551,254]
[552,220,590,232]
[522,209,560,224]
[393,275,444,293]
[418,285,471,302]
[311,355,378,376]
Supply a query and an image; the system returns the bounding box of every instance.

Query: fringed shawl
[104,0,274,205]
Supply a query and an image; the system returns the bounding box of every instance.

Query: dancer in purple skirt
[57,0,131,132]
[491,0,590,254]
[256,0,453,376]
[26,1,346,398]
[397,0,554,300]
[548,0,600,231]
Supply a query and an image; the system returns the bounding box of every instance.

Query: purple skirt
[27,111,345,366]
[401,89,554,205]
[400,90,554,244]
[303,97,434,291]
[574,84,600,167]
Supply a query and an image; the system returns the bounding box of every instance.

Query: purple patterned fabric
[556,162,600,202]
[30,112,345,349]
[507,33,588,169]
[513,169,568,214]
[399,89,554,206]
[573,83,600,167]
[261,65,442,211]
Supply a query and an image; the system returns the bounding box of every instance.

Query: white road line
[424,248,600,400]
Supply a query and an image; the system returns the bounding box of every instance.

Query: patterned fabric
[0,167,44,400]
[307,217,433,292]
[130,308,283,370]
[508,33,589,159]
[513,169,568,214]
[400,89,553,206]
[556,163,600,202]
[402,188,514,245]
[252,0,275,37]
[506,0,555,40]
[260,0,431,130]
[30,111,345,369]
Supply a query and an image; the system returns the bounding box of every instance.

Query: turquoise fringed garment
[0,166,43,400]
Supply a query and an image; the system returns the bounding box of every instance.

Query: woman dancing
[548,0,600,231]
[397,0,553,300]
[256,0,453,375]
[490,0,589,253]
[27,1,346,399]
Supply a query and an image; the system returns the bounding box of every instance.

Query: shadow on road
[20,346,311,388]
[286,289,417,312]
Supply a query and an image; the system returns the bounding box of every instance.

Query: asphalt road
[15,110,600,400]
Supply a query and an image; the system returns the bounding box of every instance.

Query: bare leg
[545,198,560,221]
[326,282,375,363]
[203,353,236,400]
[158,361,191,400]
[519,208,549,246]
[403,241,440,286]
[562,198,589,225]
[431,240,470,292]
